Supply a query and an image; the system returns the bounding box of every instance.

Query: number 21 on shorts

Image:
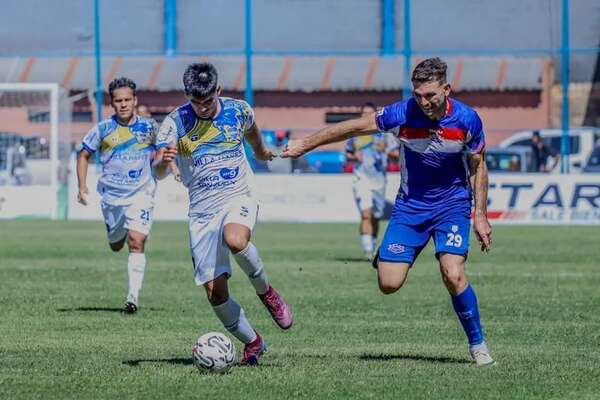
[140,209,150,223]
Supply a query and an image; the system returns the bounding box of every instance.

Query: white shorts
[101,196,154,243]
[189,195,259,286]
[353,178,386,219]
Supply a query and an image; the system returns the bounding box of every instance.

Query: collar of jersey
[112,114,139,127]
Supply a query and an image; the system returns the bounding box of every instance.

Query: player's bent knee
[109,238,126,252]
[378,281,401,295]
[224,234,249,254]
[441,270,466,293]
[377,261,410,294]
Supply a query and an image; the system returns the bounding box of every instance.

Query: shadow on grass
[358,353,470,364]
[123,357,194,367]
[123,358,279,368]
[333,257,370,263]
[56,307,164,313]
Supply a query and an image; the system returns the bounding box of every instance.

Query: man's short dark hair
[361,102,377,112]
[183,63,219,98]
[411,58,448,84]
[532,130,541,138]
[108,77,136,99]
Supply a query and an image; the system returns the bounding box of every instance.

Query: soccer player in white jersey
[77,77,159,314]
[155,63,293,366]
[345,102,399,260]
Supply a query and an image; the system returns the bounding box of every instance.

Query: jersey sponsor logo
[190,133,200,141]
[219,167,239,180]
[387,243,405,254]
[192,149,243,167]
[197,180,236,190]
[128,168,143,179]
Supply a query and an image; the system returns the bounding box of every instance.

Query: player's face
[110,87,137,124]
[412,80,451,120]
[188,87,221,119]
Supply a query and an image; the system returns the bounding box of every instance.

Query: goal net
[0,83,72,219]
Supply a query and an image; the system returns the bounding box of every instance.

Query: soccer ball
[192,332,236,373]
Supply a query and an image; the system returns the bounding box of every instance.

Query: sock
[127,252,146,304]
[361,234,374,254]
[212,298,257,344]
[233,243,269,295]
[451,283,484,346]
[371,236,377,250]
[469,341,489,353]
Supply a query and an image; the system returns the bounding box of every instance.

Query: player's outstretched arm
[245,123,276,161]
[76,149,92,205]
[469,152,492,252]
[282,112,379,158]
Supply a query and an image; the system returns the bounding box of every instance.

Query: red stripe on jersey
[399,127,430,139]
[399,126,466,141]
[439,127,466,141]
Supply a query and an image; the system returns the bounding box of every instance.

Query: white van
[498,127,600,172]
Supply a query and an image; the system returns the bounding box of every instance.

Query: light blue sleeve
[81,125,100,153]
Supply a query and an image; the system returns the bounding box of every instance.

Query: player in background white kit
[155,63,293,366]
[345,103,399,260]
[76,77,159,314]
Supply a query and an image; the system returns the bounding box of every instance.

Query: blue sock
[451,283,484,346]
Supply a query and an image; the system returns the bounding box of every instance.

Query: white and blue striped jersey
[81,115,160,205]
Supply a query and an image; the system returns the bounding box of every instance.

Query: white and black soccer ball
[192,332,236,373]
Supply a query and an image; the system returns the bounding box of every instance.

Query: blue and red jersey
[375,97,485,210]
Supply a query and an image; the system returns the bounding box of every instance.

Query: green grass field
[1,221,599,399]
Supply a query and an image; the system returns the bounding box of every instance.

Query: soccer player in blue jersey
[284,58,495,366]
[345,102,399,260]
[154,63,293,366]
[77,77,160,314]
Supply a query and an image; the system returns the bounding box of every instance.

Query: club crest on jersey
[219,167,239,180]
[451,225,459,233]
[387,243,405,254]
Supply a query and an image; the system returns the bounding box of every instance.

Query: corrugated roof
[0,55,547,92]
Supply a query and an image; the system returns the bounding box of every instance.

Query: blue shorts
[378,200,471,265]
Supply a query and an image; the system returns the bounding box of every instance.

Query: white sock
[371,236,377,250]
[469,341,488,353]
[127,252,146,305]
[233,243,269,295]
[361,234,374,254]
[212,298,257,344]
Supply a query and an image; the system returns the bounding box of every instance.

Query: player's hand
[77,187,89,206]
[473,213,492,252]
[159,145,177,167]
[282,139,309,158]
[254,148,276,162]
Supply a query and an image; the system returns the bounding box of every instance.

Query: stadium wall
[65,167,600,225]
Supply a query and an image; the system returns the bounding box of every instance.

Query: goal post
[0,83,72,219]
